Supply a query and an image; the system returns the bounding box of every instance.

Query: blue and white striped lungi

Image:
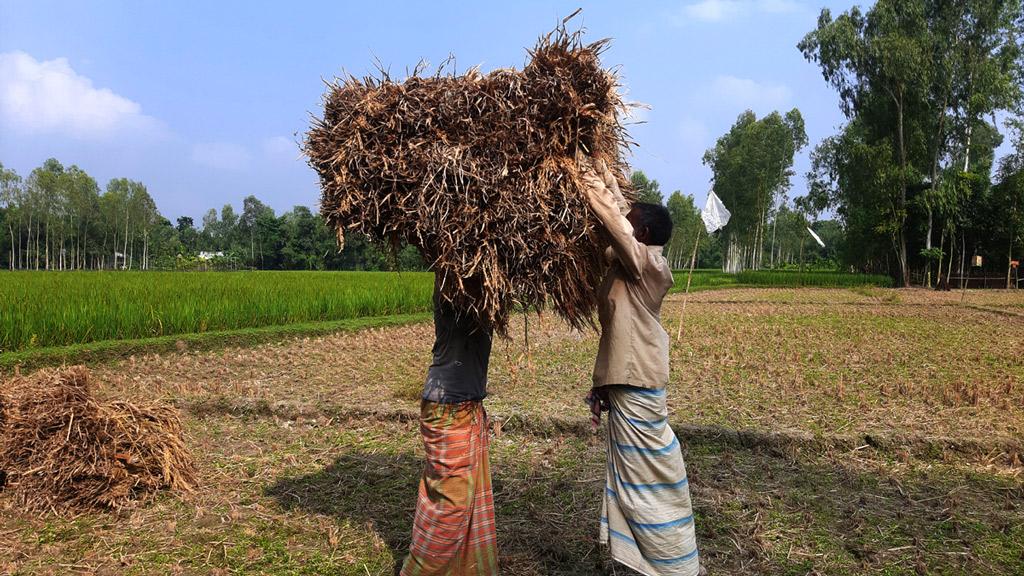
[601,385,699,576]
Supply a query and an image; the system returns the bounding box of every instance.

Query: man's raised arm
[581,161,645,281]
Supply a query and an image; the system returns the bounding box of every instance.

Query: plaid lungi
[401,400,498,576]
[601,386,699,576]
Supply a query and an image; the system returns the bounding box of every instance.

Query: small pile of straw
[0,366,195,512]
[306,23,635,332]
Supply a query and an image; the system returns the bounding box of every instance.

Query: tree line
[797,0,1024,287]
[0,159,418,272]
[0,155,841,274]
[629,168,837,272]
[692,1,1023,286]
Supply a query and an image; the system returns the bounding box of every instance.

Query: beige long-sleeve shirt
[588,181,675,390]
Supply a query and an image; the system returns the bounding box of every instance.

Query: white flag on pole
[701,190,731,234]
[807,226,825,248]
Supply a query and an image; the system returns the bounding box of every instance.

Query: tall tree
[805,122,905,274]
[703,109,807,271]
[799,1,933,285]
[630,171,664,205]
[63,166,101,269]
[280,206,325,270]
[200,208,219,251]
[133,215,180,270]
[240,195,275,268]
[664,191,721,270]
[176,216,199,255]
[219,203,239,251]
[0,163,22,269]
[990,121,1024,287]
[130,184,159,269]
[800,0,1023,285]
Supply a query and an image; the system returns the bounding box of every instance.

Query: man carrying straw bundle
[582,161,700,576]
[400,276,498,576]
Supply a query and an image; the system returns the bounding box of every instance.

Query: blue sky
[1,0,869,221]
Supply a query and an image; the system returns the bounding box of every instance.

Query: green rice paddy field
[0,271,435,353]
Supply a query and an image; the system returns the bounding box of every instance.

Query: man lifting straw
[582,160,701,576]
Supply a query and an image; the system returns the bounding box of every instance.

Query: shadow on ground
[689,441,1024,575]
[265,450,609,575]
[266,435,1024,576]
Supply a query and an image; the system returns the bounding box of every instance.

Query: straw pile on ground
[0,366,195,512]
[306,26,635,333]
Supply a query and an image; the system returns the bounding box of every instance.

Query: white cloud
[677,0,801,23]
[191,142,251,171]
[0,51,162,140]
[758,0,801,14]
[681,0,742,22]
[262,135,298,160]
[706,75,792,111]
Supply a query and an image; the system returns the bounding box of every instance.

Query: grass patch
[1,270,434,352]
[0,312,431,374]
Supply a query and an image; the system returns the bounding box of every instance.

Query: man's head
[626,203,673,246]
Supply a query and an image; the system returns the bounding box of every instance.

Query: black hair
[632,203,673,246]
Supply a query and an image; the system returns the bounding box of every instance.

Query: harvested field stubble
[0,366,194,512]
[307,25,635,333]
[2,289,1023,574]
[2,411,1021,575]
[93,288,1024,443]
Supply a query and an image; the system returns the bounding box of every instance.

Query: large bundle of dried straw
[306,25,635,332]
[0,366,195,512]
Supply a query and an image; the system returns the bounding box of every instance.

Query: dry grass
[0,366,194,512]
[670,288,1024,440]
[90,288,1024,441]
[913,288,1024,309]
[2,411,1020,575]
[3,287,1022,574]
[306,24,633,333]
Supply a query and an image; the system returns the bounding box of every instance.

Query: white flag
[701,190,731,234]
[807,227,825,248]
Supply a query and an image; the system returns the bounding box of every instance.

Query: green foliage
[664,191,721,270]
[806,123,905,273]
[0,158,429,273]
[800,0,1024,284]
[0,206,7,264]
[809,219,844,264]
[703,108,807,271]
[630,170,663,205]
[0,271,435,352]
[919,247,944,261]
[986,157,1024,272]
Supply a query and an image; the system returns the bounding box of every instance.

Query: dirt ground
[2,288,1022,575]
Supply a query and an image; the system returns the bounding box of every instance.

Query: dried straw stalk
[306,25,635,333]
[0,366,195,513]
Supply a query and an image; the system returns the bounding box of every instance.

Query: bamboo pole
[960,254,970,305]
